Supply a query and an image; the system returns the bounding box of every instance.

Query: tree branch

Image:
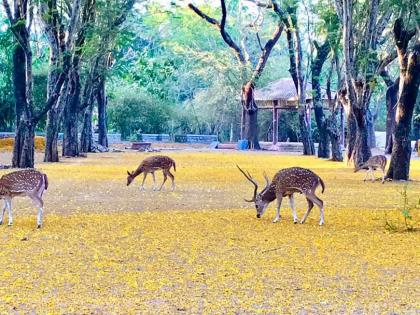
[2,0,15,23]
[188,1,246,64]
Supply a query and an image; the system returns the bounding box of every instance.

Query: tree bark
[97,78,108,147]
[62,66,81,157]
[384,78,399,153]
[312,40,331,158]
[11,41,32,167]
[387,19,419,180]
[241,83,260,149]
[366,108,376,148]
[283,6,314,155]
[80,103,94,153]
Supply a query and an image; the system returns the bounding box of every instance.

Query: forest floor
[0,150,419,313]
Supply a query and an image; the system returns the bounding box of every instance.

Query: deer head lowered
[0,169,48,228]
[237,165,326,225]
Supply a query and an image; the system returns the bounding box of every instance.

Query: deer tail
[318,176,325,193]
[43,174,49,190]
[172,161,176,172]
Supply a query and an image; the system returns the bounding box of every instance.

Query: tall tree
[386,18,419,180]
[79,0,136,152]
[335,0,395,167]
[41,0,82,162]
[189,0,284,149]
[2,0,68,167]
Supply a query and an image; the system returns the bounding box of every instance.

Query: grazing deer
[0,169,48,228]
[354,155,387,183]
[127,155,176,191]
[237,165,326,225]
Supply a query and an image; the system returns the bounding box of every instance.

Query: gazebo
[253,78,333,144]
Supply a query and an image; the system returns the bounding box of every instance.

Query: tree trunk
[366,109,376,148]
[80,103,94,153]
[11,42,33,168]
[328,111,343,161]
[312,40,331,158]
[241,83,260,149]
[385,78,399,153]
[387,19,419,180]
[44,104,63,162]
[97,79,108,147]
[62,68,81,157]
[346,113,357,163]
[13,120,35,168]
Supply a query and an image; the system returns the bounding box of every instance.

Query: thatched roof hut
[246,78,334,144]
[254,78,333,109]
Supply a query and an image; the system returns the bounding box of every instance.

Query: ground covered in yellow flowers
[0,151,419,313]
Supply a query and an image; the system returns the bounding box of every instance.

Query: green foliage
[0,19,14,131]
[107,83,171,140]
[385,184,418,232]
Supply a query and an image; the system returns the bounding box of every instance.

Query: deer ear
[127,171,132,176]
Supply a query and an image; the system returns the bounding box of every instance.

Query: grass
[0,151,419,313]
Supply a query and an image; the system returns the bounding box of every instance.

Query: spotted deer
[237,165,326,225]
[127,155,176,191]
[354,155,387,183]
[0,169,48,228]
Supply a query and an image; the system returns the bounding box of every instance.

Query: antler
[263,171,271,189]
[236,164,258,202]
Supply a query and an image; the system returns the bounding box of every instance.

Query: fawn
[237,165,326,225]
[0,169,48,228]
[354,155,387,183]
[127,155,176,191]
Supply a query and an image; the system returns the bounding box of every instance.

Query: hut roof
[254,78,333,103]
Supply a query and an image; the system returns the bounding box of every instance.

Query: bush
[108,84,171,140]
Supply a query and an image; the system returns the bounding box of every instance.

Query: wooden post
[273,101,278,144]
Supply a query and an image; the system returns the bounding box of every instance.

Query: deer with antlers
[237,165,326,225]
[0,169,48,228]
[127,155,176,191]
[354,155,387,183]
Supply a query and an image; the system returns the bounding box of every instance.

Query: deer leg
[0,200,6,225]
[370,167,375,182]
[288,195,298,224]
[300,198,314,224]
[158,171,168,191]
[167,170,175,191]
[273,194,283,223]
[32,196,44,228]
[151,172,157,191]
[364,170,369,182]
[140,173,148,190]
[307,194,324,225]
[5,198,12,226]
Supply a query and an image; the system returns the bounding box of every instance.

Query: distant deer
[354,155,387,183]
[237,165,326,225]
[0,169,48,228]
[127,155,176,191]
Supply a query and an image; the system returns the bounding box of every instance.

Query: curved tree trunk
[387,20,419,180]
